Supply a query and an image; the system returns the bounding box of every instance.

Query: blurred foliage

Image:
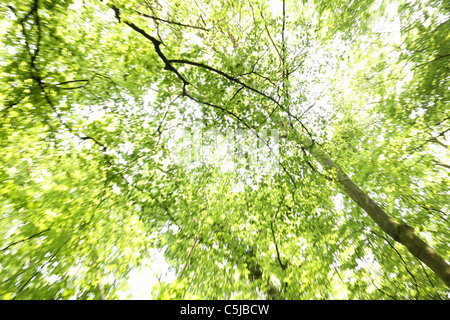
[0,0,449,299]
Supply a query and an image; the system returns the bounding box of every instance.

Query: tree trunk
[300,136,450,287]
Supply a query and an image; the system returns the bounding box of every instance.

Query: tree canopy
[0,0,449,300]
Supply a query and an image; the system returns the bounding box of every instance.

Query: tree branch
[136,10,210,31]
[371,230,420,295]
[13,236,71,299]
[270,206,287,270]
[179,234,199,277]
[1,229,50,252]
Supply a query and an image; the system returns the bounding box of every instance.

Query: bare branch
[136,10,211,31]
[1,229,50,252]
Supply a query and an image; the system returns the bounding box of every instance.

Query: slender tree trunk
[300,136,450,287]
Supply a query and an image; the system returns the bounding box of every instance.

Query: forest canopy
[0,0,449,299]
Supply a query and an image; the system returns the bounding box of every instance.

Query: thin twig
[179,234,199,277]
[1,229,50,252]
